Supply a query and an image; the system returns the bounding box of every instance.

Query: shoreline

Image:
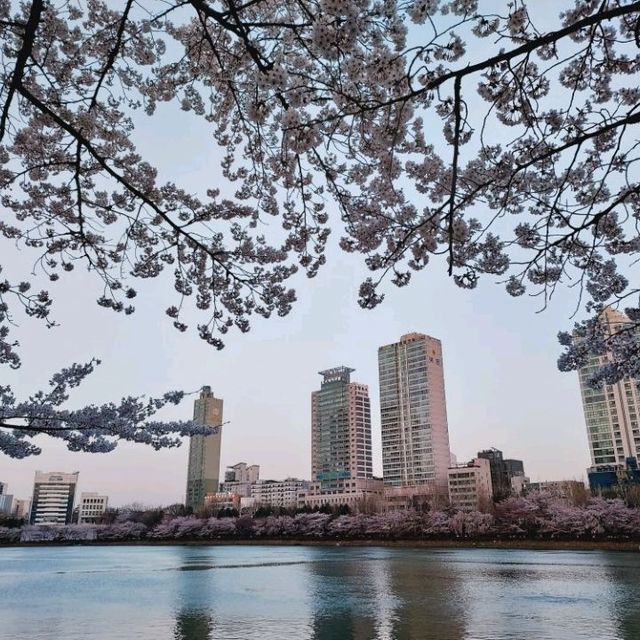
[2,538,639,552]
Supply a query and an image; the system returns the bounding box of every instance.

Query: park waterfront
[3,494,640,551]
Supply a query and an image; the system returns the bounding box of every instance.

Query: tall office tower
[29,471,79,525]
[185,386,224,510]
[311,367,373,487]
[378,333,451,491]
[578,308,640,469]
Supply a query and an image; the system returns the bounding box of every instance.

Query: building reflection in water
[172,548,216,640]
[306,547,467,640]
[174,611,214,640]
[602,551,640,640]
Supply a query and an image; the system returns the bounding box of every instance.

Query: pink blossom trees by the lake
[2,495,640,543]
[1,1,640,454]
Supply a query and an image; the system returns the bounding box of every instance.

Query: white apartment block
[251,479,309,509]
[447,458,493,512]
[77,492,109,524]
[30,471,79,525]
[578,308,640,468]
[300,478,384,510]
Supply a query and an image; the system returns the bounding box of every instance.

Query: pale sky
[1,5,596,506]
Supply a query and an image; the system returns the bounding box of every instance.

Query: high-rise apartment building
[302,367,382,508]
[311,366,372,486]
[29,471,79,525]
[378,333,451,492]
[186,386,224,510]
[578,308,640,469]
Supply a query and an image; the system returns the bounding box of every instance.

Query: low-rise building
[380,484,446,512]
[13,499,31,521]
[251,478,309,509]
[510,475,530,495]
[447,458,493,512]
[300,478,384,511]
[77,492,109,524]
[586,457,640,493]
[528,480,587,501]
[220,462,260,497]
[204,492,241,511]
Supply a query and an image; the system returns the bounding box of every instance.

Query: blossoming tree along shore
[1,1,639,455]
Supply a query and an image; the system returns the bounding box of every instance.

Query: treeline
[2,494,640,543]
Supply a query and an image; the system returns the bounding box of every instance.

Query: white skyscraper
[578,308,640,468]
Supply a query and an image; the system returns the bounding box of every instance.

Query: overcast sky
[1,6,595,506]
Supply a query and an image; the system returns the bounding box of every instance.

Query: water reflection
[1,546,639,640]
[602,552,640,640]
[174,611,214,640]
[306,548,467,640]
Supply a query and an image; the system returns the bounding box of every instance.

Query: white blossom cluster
[0,0,638,448]
[0,359,216,458]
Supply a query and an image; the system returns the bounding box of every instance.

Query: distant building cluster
[7,312,640,520]
[184,332,552,515]
[0,473,108,526]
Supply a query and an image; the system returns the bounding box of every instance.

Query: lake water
[0,545,639,639]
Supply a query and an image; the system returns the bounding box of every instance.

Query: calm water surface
[0,545,639,640]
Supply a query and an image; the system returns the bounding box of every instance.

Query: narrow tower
[311,367,373,488]
[185,386,223,510]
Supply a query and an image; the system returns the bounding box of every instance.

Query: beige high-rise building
[578,307,640,468]
[378,333,451,493]
[185,386,223,510]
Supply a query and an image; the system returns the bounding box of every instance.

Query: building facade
[29,471,79,525]
[578,308,640,470]
[311,367,373,486]
[447,458,493,512]
[13,499,31,520]
[77,492,109,524]
[251,479,309,509]
[0,482,13,515]
[225,462,260,484]
[220,462,260,497]
[186,386,224,510]
[378,333,451,493]
[0,494,13,515]
[304,366,379,507]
